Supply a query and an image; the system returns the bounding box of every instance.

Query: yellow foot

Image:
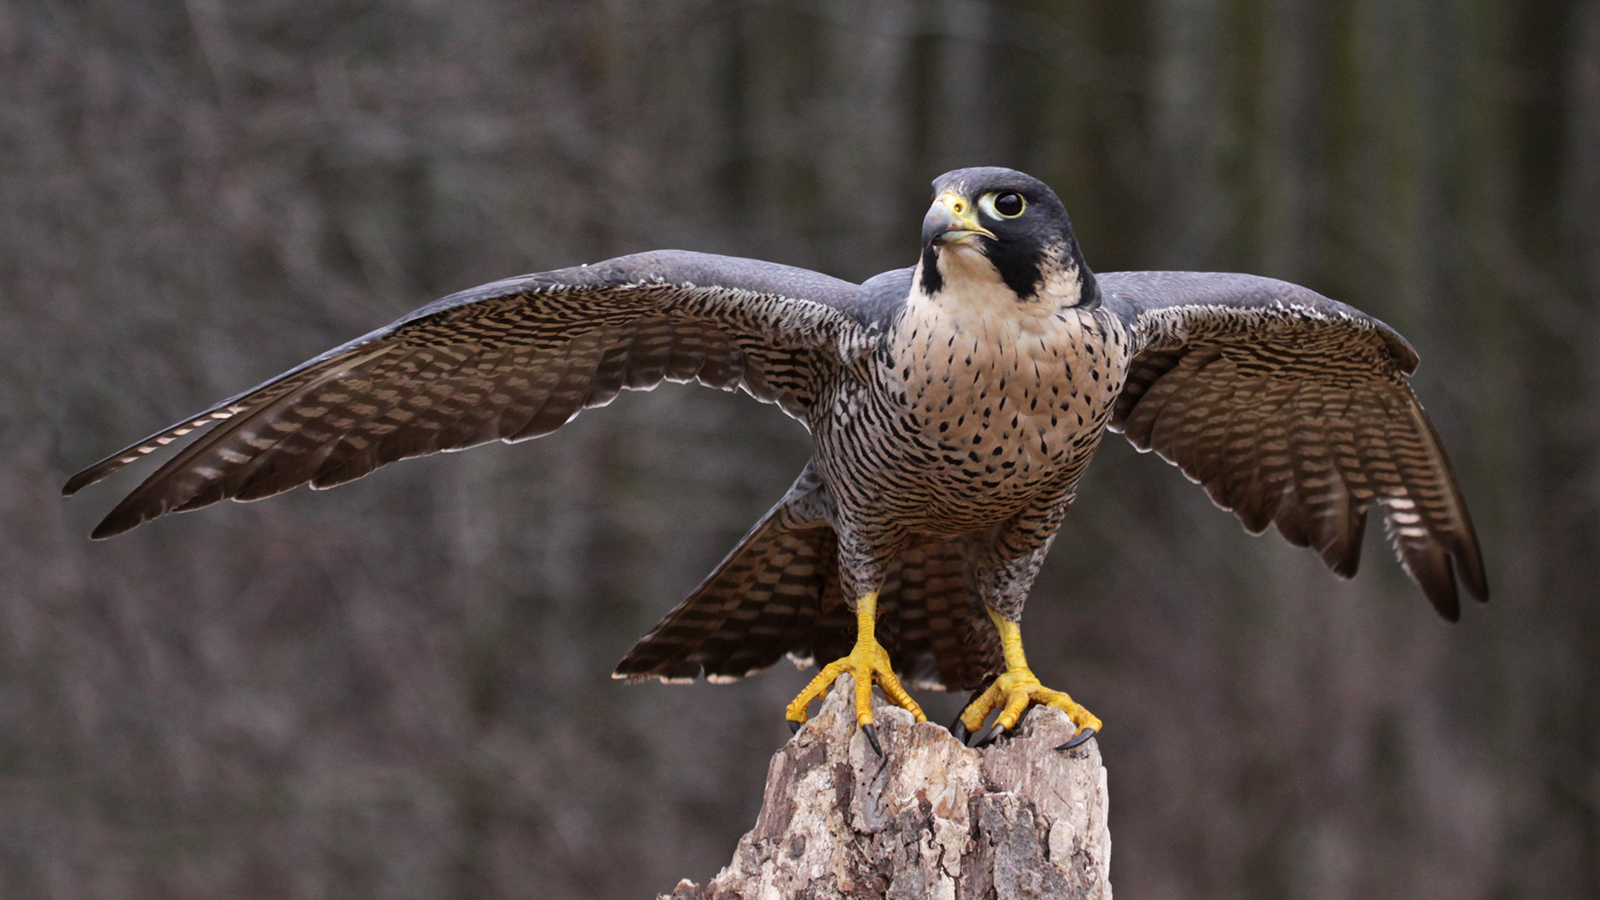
[785,636,926,756]
[953,667,1102,751]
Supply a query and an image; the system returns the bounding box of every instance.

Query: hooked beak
[922,191,995,248]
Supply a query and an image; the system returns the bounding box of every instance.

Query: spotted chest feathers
[884,262,1130,520]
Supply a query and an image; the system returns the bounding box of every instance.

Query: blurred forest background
[3,0,1597,897]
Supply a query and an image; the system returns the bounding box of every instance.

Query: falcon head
[918,167,1099,310]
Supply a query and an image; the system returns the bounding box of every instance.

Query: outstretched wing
[65,250,874,538]
[1101,271,1488,620]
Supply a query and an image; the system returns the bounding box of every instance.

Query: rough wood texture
[661,676,1111,899]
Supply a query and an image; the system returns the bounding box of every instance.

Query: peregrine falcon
[63,167,1488,754]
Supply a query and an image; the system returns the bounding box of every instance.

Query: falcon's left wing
[64,250,877,538]
[1100,271,1488,620]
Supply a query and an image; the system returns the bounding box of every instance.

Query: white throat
[909,245,1083,332]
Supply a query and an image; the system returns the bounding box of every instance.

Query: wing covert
[1101,271,1488,619]
[65,250,877,538]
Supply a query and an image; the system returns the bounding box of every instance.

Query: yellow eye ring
[980,191,1026,219]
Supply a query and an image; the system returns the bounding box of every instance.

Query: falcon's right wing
[1101,271,1488,620]
[64,250,878,539]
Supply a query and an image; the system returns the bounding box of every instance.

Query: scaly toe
[953,668,1102,749]
[784,642,926,735]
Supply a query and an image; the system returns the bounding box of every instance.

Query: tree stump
[661,675,1112,900]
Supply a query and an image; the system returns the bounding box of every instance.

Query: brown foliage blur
[4,0,1597,897]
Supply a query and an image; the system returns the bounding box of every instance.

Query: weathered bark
[661,676,1111,900]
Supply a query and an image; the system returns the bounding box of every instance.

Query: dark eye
[993,192,1025,217]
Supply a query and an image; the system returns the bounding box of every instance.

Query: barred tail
[614,509,998,690]
[876,542,1000,691]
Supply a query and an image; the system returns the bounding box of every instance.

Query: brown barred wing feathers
[1102,271,1488,620]
[65,250,873,538]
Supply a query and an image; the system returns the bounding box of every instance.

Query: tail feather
[878,544,998,690]
[615,519,999,691]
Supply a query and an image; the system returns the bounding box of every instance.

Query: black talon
[788,720,801,735]
[1055,726,1096,751]
[976,723,1007,748]
[950,718,971,746]
[862,723,883,757]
